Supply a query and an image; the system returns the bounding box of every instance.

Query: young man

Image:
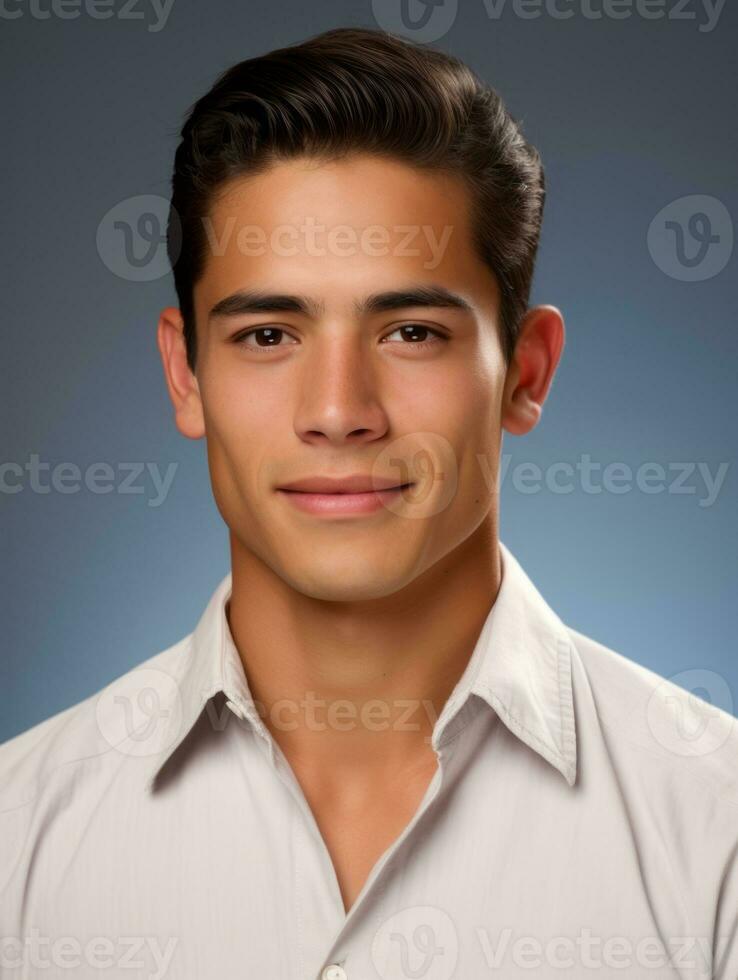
[1,26,736,980]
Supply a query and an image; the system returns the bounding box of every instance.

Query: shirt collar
[143,540,577,791]
[440,541,578,787]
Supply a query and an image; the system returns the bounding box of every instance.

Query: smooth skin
[158,153,564,912]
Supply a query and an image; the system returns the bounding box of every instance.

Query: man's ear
[156,307,205,440]
[501,305,565,436]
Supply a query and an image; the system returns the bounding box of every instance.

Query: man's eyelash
[382,324,447,345]
[232,326,295,349]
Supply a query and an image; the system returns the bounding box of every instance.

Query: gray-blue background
[2,0,736,742]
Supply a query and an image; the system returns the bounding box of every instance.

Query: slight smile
[276,474,415,516]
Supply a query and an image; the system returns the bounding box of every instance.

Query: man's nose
[292,337,390,446]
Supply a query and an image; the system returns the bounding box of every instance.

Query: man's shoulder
[0,634,193,809]
[565,624,738,809]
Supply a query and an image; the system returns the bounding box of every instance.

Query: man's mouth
[277,474,412,494]
[276,475,414,516]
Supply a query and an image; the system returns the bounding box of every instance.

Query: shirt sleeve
[712,832,738,979]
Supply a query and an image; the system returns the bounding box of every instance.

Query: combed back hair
[167,26,546,371]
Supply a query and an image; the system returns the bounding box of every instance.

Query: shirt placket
[266,717,467,980]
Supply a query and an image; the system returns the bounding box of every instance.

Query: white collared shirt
[1,541,737,979]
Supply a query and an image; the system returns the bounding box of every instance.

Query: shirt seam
[556,633,578,780]
[474,683,574,780]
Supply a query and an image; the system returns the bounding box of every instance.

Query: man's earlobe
[156,307,206,440]
[501,305,565,437]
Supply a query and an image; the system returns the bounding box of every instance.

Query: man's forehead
[193,159,496,321]
[207,154,472,223]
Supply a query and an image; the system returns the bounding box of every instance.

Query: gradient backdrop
[2,0,737,742]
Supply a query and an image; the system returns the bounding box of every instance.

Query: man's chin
[275,556,418,603]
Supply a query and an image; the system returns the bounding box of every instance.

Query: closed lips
[277,476,413,493]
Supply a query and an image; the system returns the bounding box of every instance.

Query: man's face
[177,154,512,600]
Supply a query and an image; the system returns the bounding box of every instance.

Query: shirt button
[321,965,347,980]
[225,699,244,720]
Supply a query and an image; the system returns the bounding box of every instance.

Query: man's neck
[226,517,501,782]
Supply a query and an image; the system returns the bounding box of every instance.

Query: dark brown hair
[167,26,545,370]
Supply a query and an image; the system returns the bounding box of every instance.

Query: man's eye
[382,324,445,346]
[234,327,298,349]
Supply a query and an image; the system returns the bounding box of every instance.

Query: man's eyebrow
[208,291,323,321]
[358,285,473,316]
[207,285,473,323]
